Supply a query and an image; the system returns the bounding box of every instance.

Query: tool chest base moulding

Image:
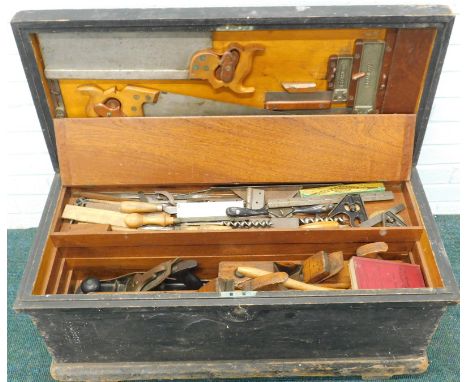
[11,5,458,381]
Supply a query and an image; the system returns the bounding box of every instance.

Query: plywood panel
[55,114,415,186]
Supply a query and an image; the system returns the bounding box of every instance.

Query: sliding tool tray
[12,5,458,381]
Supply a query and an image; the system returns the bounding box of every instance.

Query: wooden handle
[120,201,163,213]
[356,241,388,258]
[300,221,341,229]
[237,272,289,291]
[236,266,334,291]
[124,212,175,228]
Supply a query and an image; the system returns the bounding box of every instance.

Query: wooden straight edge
[54,114,416,186]
[49,227,424,248]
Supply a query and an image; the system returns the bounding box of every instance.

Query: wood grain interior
[54,114,415,186]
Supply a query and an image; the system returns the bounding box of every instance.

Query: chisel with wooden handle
[77,197,166,213]
[62,205,229,228]
[235,267,334,291]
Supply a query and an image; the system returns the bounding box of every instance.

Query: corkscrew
[223,220,273,228]
[299,216,346,224]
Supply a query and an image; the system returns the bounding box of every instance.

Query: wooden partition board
[54,114,415,186]
[50,227,423,248]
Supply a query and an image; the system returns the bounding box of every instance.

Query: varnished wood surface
[50,227,423,248]
[32,238,59,295]
[60,242,417,259]
[402,181,424,227]
[55,114,415,186]
[416,231,444,288]
[382,29,437,113]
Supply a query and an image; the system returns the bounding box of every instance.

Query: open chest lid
[11,5,454,186]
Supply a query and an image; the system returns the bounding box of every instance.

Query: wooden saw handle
[119,201,163,213]
[236,266,334,291]
[124,212,175,228]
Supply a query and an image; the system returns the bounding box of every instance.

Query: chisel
[62,205,233,228]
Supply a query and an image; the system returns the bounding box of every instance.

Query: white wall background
[4,0,463,228]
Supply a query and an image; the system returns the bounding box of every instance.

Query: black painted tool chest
[12,5,459,381]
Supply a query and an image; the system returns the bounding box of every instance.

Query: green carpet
[7,215,460,382]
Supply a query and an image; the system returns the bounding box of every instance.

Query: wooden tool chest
[12,5,459,381]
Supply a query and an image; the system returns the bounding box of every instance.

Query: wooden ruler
[299,182,385,197]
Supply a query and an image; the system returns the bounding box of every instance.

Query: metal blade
[268,191,394,208]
